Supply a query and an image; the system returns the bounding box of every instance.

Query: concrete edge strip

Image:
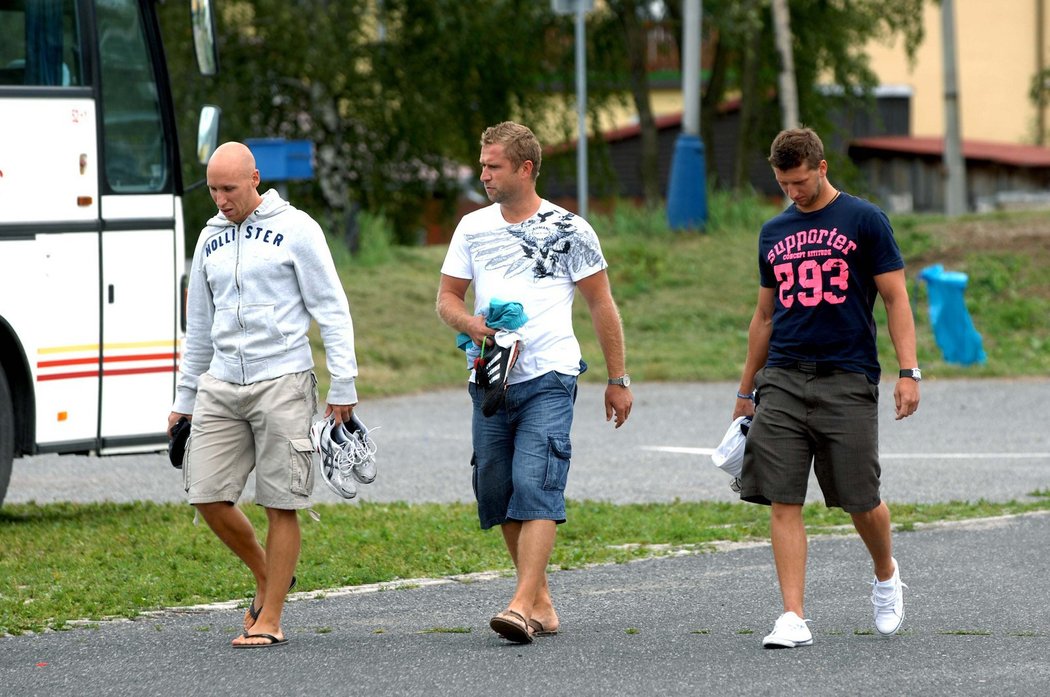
[62,509,1050,630]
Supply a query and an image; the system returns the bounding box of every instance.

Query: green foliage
[158,1,607,246]
[4,497,1049,635]
[698,0,926,193]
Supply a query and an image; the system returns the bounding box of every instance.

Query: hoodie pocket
[241,304,287,348]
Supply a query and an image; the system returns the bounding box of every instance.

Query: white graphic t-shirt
[441,200,608,384]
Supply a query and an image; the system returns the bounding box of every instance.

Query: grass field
[4,496,1050,636]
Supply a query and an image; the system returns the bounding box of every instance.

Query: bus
[0,0,220,506]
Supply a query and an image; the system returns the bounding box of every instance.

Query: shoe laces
[345,426,378,470]
[870,578,908,610]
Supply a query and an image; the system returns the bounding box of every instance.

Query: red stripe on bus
[36,365,177,381]
[102,366,178,377]
[38,352,178,368]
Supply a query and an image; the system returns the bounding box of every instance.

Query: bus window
[97,0,168,193]
[0,0,84,87]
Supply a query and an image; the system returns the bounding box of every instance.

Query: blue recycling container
[245,138,314,181]
[918,264,987,365]
[666,133,708,231]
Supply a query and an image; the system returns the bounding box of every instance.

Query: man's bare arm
[436,273,494,346]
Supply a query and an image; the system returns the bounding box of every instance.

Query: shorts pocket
[543,433,572,491]
[470,453,478,499]
[182,440,192,493]
[289,438,316,496]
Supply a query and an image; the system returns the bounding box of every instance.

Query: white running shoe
[872,557,907,636]
[310,417,358,499]
[344,413,378,484]
[762,611,813,648]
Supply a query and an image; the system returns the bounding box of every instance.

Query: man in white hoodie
[167,142,358,648]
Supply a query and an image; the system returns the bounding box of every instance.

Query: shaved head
[207,142,262,223]
[208,141,257,179]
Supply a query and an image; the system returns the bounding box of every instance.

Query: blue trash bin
[666,134,708,231]
[917,264,987,366]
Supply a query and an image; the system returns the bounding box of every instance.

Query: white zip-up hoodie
[172,189,357,413]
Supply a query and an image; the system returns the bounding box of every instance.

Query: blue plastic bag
[917,264,987,366]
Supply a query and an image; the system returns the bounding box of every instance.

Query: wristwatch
[899,368,922,382]
[608,374,631,387]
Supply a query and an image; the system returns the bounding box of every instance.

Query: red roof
[545,100,743,155]
[850,136,1050,168]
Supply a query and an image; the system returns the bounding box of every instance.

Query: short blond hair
[480,121,542,180]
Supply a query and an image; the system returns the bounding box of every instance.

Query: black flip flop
[232,632,288,649]
[244,575,297,630]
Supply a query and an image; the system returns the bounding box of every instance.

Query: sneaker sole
[762,637,813,649]
[319,471,357,499]
[351,463,377,484]
[875,610,904,636]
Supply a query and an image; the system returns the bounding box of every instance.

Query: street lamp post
[667,0,707,231]
[552,0,594,218]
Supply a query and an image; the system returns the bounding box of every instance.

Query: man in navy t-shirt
[732,128,921,649]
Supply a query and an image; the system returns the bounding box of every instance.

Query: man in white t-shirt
[437,121,633,644]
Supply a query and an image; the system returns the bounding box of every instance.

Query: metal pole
[682,0,700,135]
[666,0,707,231]
[771,0,799,130]
[942,0,967,216]
[575,2,588,218]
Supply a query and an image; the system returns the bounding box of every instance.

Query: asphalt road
[3,379,1050,696]
[8,378,1050,506]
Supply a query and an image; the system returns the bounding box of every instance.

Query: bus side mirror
[197,105,221,165]
[191,0,219,77]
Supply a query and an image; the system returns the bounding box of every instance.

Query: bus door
[95,0,180,447]
[0,0,102,449]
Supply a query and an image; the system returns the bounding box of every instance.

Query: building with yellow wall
[866,0,1050,145]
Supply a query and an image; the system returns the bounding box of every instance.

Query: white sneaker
[310,417,358,499]
[871,557,907,636]
[762,611,813,648]
[345,413,378,484]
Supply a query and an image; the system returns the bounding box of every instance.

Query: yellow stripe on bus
[37,340,180,355]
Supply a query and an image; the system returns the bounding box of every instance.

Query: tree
[628,0,925,194]
[160,0,584,246]
[602,0,663,206]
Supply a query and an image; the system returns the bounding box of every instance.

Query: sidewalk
[3,512,1049,696]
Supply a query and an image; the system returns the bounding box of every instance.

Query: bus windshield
[0,0,85,87]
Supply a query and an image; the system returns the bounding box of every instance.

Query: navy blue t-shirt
[758,192,903,383]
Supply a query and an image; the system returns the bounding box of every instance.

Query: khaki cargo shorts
[184,370,319,509]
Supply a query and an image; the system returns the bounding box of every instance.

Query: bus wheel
[0,368,13,508]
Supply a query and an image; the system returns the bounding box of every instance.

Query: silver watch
[899,368,922,382]
[608,374,631,387]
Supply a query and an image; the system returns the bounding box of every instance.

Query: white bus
[0,0,220,505]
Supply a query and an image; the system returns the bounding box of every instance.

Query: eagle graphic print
[464,209,604,280]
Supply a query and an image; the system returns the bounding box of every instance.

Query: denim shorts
[468,371,578,529]
[740,366,881,513]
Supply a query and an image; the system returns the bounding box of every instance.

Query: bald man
[167,142,359,648]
